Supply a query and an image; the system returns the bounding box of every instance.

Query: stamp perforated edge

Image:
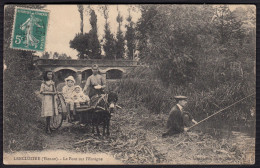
[9,6,50,52]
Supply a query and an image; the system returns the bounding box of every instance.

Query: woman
[83,64,106,98]
[40,71,58,134]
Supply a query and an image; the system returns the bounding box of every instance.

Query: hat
[92,64,99,70]
[174,96,188,101]
[74,85,82,91]
[65,76,75,83]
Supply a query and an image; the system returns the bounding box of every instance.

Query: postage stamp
[10,7,49,52]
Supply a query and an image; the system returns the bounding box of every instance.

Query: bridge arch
[54,68,77,85]
[81,67,92,72]
[106,69,124,79]
[82,69,93,81]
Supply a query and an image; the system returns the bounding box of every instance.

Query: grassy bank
[3,74,46,152]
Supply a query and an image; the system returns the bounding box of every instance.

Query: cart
[49,93,100,131]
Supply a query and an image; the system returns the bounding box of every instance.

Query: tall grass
[115,65,255,133]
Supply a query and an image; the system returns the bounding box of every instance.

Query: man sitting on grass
[162,96,198,137]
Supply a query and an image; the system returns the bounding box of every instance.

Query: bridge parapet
[35,59,138,67]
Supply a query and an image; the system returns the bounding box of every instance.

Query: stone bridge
[33,58,138,84]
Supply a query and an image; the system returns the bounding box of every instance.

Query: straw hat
[65,76,75,83]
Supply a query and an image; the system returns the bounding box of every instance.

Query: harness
[92,94,109,111]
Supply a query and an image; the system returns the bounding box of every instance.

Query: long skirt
[41,94,59,117]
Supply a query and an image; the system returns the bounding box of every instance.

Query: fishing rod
[187,93,255,131]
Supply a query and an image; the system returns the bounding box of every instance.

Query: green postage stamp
[11,7,49,52]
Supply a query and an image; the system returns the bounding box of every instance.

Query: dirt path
[42,122,76,150]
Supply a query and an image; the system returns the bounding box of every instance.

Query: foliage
[70,33,91,59]
[115,10,125,59]
[212,5,245,45]
[88,10,101,59]
[77,5,84,34]
[136,5,253,87]
[71,9,101,59]
[52,52,72,60]
[102,6,116,59]
[103,23,116,59]
[42,51,50,59]
[125,11,135,60]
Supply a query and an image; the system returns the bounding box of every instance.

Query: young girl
[62,76,76,121]
[40,71,58,134]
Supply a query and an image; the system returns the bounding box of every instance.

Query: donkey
[81,92,118,136]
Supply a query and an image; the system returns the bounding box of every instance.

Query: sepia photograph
[3,4,256,165]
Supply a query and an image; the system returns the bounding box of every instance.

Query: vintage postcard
[3,4,256,165]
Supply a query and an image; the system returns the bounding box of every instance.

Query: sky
[37,5,141,59]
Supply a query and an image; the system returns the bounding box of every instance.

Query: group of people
[40,64,198,136]
[40,64,106,134]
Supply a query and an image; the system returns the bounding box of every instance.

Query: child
[40,70,58,134]
[62,76,76,121]
[72,85,90,126]
[72,85,90,107]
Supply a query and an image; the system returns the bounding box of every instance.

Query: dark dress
[85,74,106,98]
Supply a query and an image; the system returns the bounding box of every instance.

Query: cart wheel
[50,93,65,131]
[50,114,63,131]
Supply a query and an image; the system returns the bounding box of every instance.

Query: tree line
[135,5,255,86]
[41,51,72,59]
[70,5,136,60]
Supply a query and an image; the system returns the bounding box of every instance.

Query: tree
[53,52,59,59]
[70,10,101,60]
[136,5,215,85]
[115,8,125,59]
[42,51,50,59]
[212,5,245,45]
[70,33,91,59]
[101,5,116,59]
[51,52,71,59]
[77,5,84,34]
[88,9,101,59]
[58,53,72,60]
[125,8,135,60]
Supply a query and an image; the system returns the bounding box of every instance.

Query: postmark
[11,7,49,52]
